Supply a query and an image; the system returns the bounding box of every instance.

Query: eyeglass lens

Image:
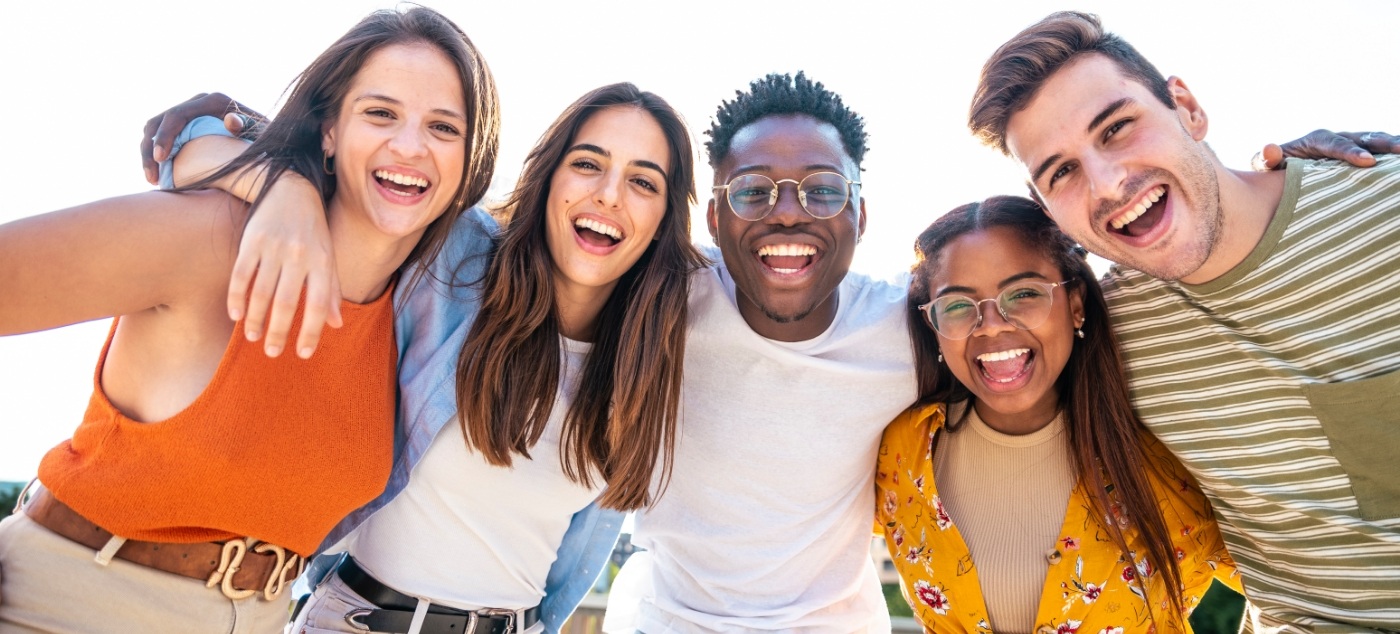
[726,172,850,220]
[927,282,1059,339]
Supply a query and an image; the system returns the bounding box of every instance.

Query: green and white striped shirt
[1102,157,1400,633]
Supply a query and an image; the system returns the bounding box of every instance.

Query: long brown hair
[181,6,500,285]
[456,83,707,511]
[906,195,1187,624]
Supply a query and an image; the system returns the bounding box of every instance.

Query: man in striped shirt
[968,11,1400,633]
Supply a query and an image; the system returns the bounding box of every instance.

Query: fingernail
[229,307,243,321]
[153,147,166,162]
[265,344,282,357]
[1360,150,1375,159]
[298,347,314,359]
[246,329,260,341]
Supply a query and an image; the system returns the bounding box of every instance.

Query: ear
[1167,76,1208,141]
[856,197,868,240]
[706,197,720,244]
[1069,284,1087,328]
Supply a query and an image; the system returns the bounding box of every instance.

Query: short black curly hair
[705,71,869,170]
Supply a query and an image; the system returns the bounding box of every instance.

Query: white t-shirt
[347,337,601,615]
[611,261,917,633]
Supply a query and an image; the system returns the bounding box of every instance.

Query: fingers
[222,112,248,136]
[141,114,163,184]
[261,262,308,358]
[1344,131,1400,156]
[1252,144,1285,171]
[294,269,338,359]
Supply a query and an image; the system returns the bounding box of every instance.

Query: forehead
[348,43,465,109]
[931,227,1056,289]
[718,115,853,179]
[572,106,671,173]
[1004,54,1148,168]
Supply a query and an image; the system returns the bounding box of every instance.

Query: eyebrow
[355,94,466,121]
[934,271,1052,298]
[1030,97,1133,185]
[569,143,669,179]
[728,163,845,176]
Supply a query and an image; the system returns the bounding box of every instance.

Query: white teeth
[757,244,818,257]
[976,348,1029,362]
[1110,185,1165,230]
[374,170,429,188]
[574,217,622,240]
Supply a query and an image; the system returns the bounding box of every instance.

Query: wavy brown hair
[182,6,500,286]
[456,83,707,511]
[969,11,1173,155]
[906,195,1187,625]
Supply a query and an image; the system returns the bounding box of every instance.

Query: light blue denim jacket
[163,118,624,633]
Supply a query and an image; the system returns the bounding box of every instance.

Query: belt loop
[406,598,430,634]
[94,535,127,566]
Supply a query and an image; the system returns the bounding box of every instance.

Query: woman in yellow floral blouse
[877,196,1240,633]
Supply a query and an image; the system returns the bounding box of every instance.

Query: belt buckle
[205,537,303,601]
[476,608,515,634]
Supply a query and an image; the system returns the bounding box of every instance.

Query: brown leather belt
[22,487,303,601]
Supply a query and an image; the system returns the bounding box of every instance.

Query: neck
[736,292,839,343]
[1179,164,1287,285]
[972,399,1058,436]
[553,277,617,342]
[327,200,421,303]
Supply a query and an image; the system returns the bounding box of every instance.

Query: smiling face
[322,42,467,253]
[928,226,1084,433]
[545,105,670,310]
[707,114,867,342]
[1006,54,1225,283]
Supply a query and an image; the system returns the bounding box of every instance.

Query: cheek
[633,201,668,243]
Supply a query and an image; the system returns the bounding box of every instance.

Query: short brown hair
[969,11,1173,154]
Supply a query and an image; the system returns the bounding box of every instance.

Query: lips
[571,215,625,254]
[975,347,1034,390]
[1108,185,1167,238]
[756,243,818,275]
[373,168,431,204]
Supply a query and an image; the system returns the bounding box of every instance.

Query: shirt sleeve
[157,116,240,189]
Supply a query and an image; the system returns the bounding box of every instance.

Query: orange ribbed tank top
[38,289,397,557]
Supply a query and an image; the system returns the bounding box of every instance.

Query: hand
[1253,130,1400,171]
[142,93,264,185]
[231,174,342,358]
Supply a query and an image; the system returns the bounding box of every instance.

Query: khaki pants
[0,511,291,634]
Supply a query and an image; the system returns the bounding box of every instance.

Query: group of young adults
[0,6,1395,634]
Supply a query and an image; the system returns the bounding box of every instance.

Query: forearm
[171,135,263,200]
[0,191,243,335]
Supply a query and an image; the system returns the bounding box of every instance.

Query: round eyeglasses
[712,171,860,221]
[918,279,1077,340]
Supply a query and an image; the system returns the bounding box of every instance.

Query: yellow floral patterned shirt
[876,403,1240,634]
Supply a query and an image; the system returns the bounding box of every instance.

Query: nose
[1082,151,1126,203]
[765,179,809,226]
[971,299,1017,337]
[594,168,623,209]
[387,123,428,160]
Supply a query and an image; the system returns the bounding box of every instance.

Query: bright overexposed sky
[2,1,1396,479]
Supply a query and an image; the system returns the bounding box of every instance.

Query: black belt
[336,557,540,634]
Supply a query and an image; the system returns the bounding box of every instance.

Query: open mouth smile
[1106,185,1167,239]
[573,216,625,253]
[756,243,818,275]
[373,169,432,202]
[975,347,1034,390]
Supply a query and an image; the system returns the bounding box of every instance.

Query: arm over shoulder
[0,189,249,335]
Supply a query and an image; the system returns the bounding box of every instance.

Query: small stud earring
[1076,320,1085,339]
[937,353,943,363]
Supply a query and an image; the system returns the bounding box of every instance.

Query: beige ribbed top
[933,403,1076,634]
